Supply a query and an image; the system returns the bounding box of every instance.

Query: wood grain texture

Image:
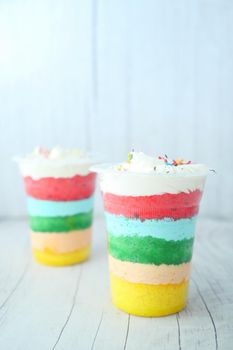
[89,0,131,161]
[0,217,232,349]
[0,0,93,216]
[0,0,233,218]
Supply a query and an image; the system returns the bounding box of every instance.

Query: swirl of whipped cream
[94,152,209,196]
[116,152,208,175]
[17,146,93,179]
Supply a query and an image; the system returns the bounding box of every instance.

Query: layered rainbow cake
[97,152,208,317]
[17,147,96,267]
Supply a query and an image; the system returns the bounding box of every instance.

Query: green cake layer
[108,234,194,265]
[29,211,93,232]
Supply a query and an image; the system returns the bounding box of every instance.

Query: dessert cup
[94,154,208,316]
[16,147,96,267]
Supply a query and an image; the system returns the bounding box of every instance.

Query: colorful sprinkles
[127,152,133,163]
[116,152,196,172]
[158,155,192,166]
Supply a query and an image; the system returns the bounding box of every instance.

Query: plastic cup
[94,166,207,317]
[17,155,96,267]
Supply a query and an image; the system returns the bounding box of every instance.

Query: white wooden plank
[190,2,225,219]
[191,219,233,349]
[0,0,93,217]
[90,307,129,350]
[0,220,82,349]
[127,0,233,220]
[0,218,233,349]
[129,1,198,157]
[89,0,131,162]
[0,265,82,349]
[194,220,233,278]
[51,216,130,350]
[191,274,233,350]
[0,0,233,220]
[0,220,29,309]
[125,314,180,350]
[177,283,217,350]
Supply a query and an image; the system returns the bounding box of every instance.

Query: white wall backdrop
[0,0,232,219]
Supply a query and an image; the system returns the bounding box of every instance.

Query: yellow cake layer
[33,245,90,267]
[110,273,189,317]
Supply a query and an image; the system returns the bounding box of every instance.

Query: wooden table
[0,217,232,350]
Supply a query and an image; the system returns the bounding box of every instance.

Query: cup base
[110,273,188,317]
[32,245,91,267]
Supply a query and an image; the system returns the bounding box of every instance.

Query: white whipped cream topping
[116,152,208,175]
[93,152,208,196]
[99,172,206,196]
[17,146,93,179]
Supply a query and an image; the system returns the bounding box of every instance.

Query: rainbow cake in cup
[17,147,96,267]
[94,152,208,317]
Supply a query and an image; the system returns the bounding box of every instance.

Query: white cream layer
[99,171,206,196]
[115,152,208,175]
[93,151,208,196]
[19,161,91,179]
[17,146,92,179]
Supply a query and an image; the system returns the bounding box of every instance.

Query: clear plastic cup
[94,165,207,317]
[16,153,96,266]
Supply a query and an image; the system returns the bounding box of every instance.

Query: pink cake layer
[103,190,202,220]
[24,173,96,201]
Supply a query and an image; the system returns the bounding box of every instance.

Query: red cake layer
[103,190,202,220]
[24,173,96,201]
